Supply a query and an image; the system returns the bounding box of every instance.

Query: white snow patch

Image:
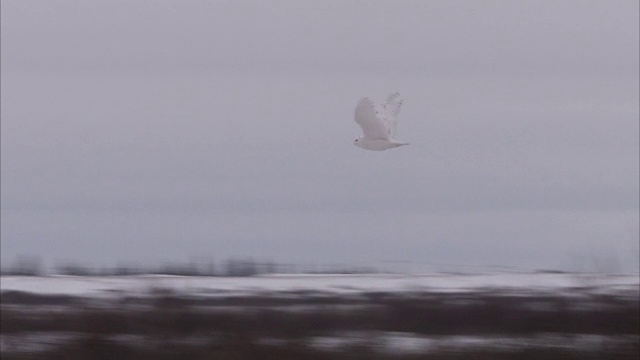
[1,273,637,298]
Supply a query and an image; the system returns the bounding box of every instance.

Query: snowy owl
[353,92,409,151]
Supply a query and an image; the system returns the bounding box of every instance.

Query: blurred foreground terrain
[1,272,638,359]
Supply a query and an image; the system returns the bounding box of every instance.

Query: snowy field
[2,273,638,360]
[2,272,638,298]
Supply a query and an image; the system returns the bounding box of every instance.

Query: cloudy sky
[2,0,638,272]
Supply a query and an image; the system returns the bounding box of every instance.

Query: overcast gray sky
[2,0,638,273]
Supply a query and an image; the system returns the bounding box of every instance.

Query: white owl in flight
[353,92,409,151]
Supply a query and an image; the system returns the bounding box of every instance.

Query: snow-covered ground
[308,332,638,354]
[2,273,638,357]
[3,331,635,355]
[1,272,637,298]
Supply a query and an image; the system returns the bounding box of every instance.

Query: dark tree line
[1,256,377,277]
